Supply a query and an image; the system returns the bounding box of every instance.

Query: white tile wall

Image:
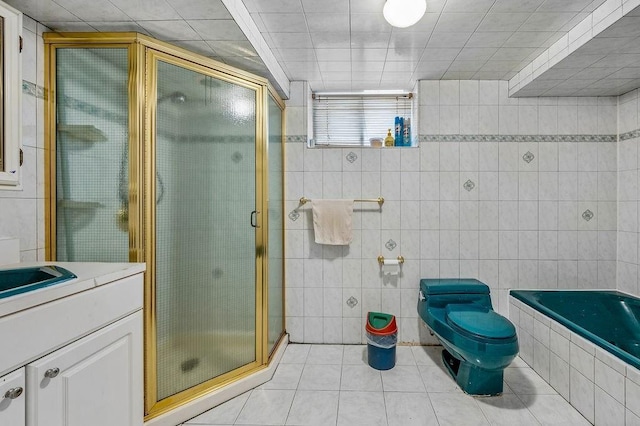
[286,79,622,345]
[617,88,640,297]
[0,16,46,262]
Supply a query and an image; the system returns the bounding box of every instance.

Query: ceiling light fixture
[383,0,427,28]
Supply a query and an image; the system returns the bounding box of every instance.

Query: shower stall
[44,33,285,420]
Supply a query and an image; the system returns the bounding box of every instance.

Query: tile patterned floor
[182,344,590,426]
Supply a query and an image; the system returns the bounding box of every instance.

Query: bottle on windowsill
[384,128,395,147]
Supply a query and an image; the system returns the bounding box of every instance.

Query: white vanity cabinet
[0,262,145,426]
[26,311,142,426]
[0,367,26,425]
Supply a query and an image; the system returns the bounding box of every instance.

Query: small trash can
[366,311,398,370]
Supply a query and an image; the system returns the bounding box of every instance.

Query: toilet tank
[419,279,493,309]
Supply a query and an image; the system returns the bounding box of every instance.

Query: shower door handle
[250,210,260,228]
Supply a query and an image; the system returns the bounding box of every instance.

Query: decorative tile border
[419,134,617,143]
[285,135,307,143]
[22,80,45,99]
[620,129,640,141]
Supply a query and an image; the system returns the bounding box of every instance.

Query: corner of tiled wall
[616,88,640,297]
[0,15,47,262]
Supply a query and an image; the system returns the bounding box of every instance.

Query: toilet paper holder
[377,255,405,265]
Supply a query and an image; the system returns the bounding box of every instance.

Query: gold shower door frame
[43,32,286,421]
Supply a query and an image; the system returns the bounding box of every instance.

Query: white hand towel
[311,199,354,245]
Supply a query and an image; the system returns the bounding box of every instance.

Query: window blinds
[311,93,412,147]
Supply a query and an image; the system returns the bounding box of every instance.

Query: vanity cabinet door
[26,311,143,426]
[0,367,25,426]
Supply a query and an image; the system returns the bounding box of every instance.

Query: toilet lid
[446,307,516,340]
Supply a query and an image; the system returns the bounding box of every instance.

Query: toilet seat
[445,305,516,340]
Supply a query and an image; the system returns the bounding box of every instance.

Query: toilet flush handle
[419,290,425,301]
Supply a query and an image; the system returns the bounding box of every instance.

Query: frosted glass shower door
[54,48,129,262]
[153,56,259,401]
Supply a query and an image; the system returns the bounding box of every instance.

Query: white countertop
[0,262,145,318]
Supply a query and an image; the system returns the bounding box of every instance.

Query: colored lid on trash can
[366,311,397,335]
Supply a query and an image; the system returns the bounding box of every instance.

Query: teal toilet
[417,279,518,396]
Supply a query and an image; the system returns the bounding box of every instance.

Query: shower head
[158,91,187,105]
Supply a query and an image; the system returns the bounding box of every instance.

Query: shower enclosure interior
[45,33,285,420]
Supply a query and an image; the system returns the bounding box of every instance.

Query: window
[311,92,413,147]
[0,0,21,187]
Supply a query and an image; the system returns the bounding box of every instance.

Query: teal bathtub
[510,290,640,370]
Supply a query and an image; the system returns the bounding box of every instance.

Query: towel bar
[299,197,384,206]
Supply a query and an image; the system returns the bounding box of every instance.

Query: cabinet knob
[44,367,60,378]
[3,387,23,399]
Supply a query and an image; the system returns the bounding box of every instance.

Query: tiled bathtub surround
[285,79,620,345]
[509,295,640,425]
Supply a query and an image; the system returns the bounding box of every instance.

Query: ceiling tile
[14,0,79,21]
[277,48,316,61]
[519,13,577,32]
[422,48,464,61]
[55,0,129,21]
[477,13,532,32]
[301,0,348,14]
[207,40,258,56]
[383,61,418,72]
[448,60,486,72]
[591,54,640,68]
[393,12,439,32]
[85,21,149,33]
[479,60,522,71]
[172,40,216,56]
[443,0,496,13]
[138,20,199,40]
[306,13,350,33]
[455,47,499,62]
[352,62,384,72]
[351,49,388,61]
[351,32,391,48]
[189,19,247,40]
[259,13,308,32]
[350,0,385,13]
[570,67,618,79]
[491,0,544,13]
[350,13,390,32]
[389,32,431,50]
[321,71,352,80]
[434,13,486,33]
[598,16,640,38]
[351,70,383,80]
[537,0,602,12]
[311,32,352,49]
[167,0,232,19]
[443,71,476,79]
[269,32,314,48]
[109,0,181,20]
[315,49,351,61]
[503,32,556,47]
[385,48,424,62]
[44,21,96,31]
[317,61,351,72]
[465,31,513,47]
[608,67,640,79]
[490,47,538,61]
[251,0,303,13]
[427,32,472,48]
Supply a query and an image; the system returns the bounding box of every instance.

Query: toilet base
[441,349,504,396]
